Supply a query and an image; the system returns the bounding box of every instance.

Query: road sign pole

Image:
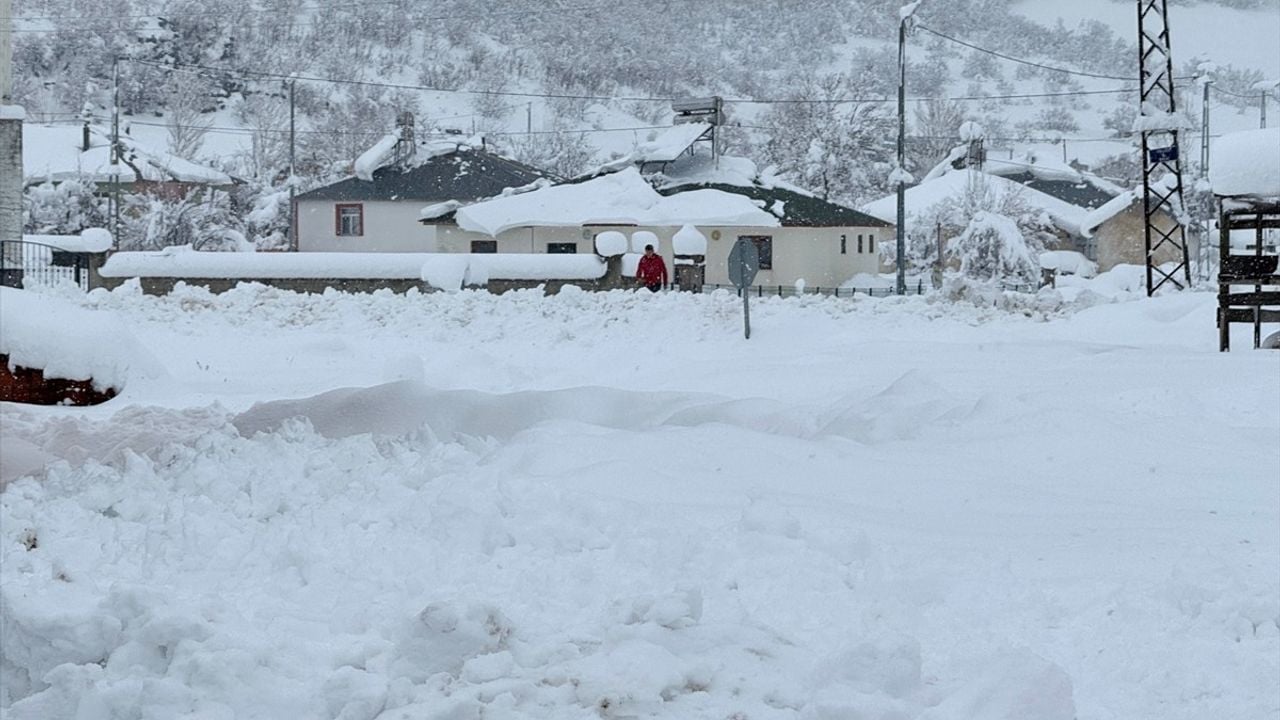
[742,291,750,339]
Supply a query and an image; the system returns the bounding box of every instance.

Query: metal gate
[0,240,92,291]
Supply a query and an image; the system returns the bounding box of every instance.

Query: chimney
[393,112,415,166]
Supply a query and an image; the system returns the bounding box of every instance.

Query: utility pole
[1199,78,1211,177]
[895,2,920,296]
[110,56,121,248]
[526,102,532,134]
[1254,81,1279,129]
[1136,0,1192,294]
[0,0,24,262]
[288,76,297,251]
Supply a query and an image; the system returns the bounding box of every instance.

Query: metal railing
[0,240,92,291]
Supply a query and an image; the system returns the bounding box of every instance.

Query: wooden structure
[1217,200,1280,350]
[0,354,117,405]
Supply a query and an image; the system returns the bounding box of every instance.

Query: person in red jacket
[636,244,668,292]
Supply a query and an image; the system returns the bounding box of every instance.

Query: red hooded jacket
[636,253,668,286]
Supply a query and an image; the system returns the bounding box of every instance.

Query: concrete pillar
[0,110,22,259]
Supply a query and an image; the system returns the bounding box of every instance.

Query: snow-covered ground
[2,282,1278,719]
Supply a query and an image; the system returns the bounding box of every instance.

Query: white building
[450,166,891,289]
[292,139,549,253]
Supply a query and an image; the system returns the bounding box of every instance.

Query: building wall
[296,197,884,288]
[440,224,885,288]
[295,200,439,252]
[1094,204,1186,271]
[436,225,587,253]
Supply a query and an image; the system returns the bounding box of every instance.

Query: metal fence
[700,281,1040,297]
[0,240,92,291]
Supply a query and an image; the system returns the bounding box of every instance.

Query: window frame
[470,240,498,254]
[335,203,364,237]
[739,235,773,270]
[547,242,578,254]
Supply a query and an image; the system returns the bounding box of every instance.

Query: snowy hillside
[2,283,1278,718]
[11,0,1280,211]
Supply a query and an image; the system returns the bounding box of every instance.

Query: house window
[857,234,864,253]
[471,240,498,253]
[868,234,876,253]
[740,235,773,270]
[840,234,847,255]
[335,204,363,236]
[547,242,577,254]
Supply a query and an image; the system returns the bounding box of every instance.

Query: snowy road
[2,283,1277,719]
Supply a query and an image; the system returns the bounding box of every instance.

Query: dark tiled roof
[996,170,1116,210]
[295,148,551,202]
[660,183,892,228]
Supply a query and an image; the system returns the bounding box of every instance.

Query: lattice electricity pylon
[1136,0,1193,295]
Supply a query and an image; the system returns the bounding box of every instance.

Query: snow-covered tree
[23,180,108,235]
[947,211,1041,284]
[164,76,216,160]
[505,129,596,179]
[120,191,244,252]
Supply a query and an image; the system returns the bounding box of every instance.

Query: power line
[128,57,682,102]
[6,0,413,22]
[1210,83,1278,101]
[127,58,1160,107]
[5,0,687,33]
[915,24,1137,82]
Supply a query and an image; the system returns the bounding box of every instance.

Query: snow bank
[101,248,434,279]
[593,230,628,257]
[0,283,1275,720]
[1,105,26,120]
[0,287,160,391]
[455,167,778,236]
[23,229,112,253]
[672,224,707,255]
[1210,128,1280,199]
[1040,250,1098,277]
[421,253,607,289]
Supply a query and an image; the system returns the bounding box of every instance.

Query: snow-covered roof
[454,167,780,236]
[1079,190,1140,237]
[22,124,233,186]
[300,146,550,205]
[1210,128,1280,199]
[860,170,1090,236]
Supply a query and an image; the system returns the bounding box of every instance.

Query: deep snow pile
[0,287,161,392]
[1,284,1277,719]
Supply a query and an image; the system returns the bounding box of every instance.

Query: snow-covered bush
[947,211,1040,284]
[22,179,108,235]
